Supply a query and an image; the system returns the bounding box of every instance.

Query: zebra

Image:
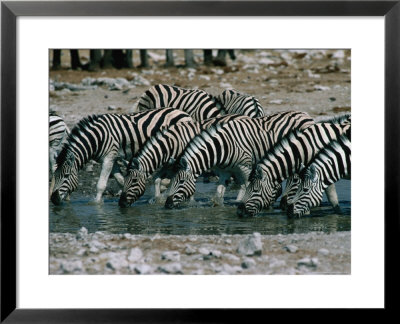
[137,84,223,121]
[50,108,192,205]
[279,113,351,211]
[216,89,265,118]
[237,121,351,217]
[49,113,70,174]
[118,114,251,208]
[286,134,351,218]
[164,111,315,209]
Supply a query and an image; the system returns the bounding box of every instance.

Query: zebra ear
[309,164,318,183]
[179,157,191,172]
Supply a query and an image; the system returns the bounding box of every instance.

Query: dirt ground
[49,49,351,275]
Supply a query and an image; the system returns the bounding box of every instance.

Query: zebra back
[217,89,265,118]
[137,84,223,121]
[49,113,70,150]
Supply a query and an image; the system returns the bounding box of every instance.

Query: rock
[237,233,262,256]
[241,258,256,269]
[203,250,222,260]
[284,245,298,253]
[107,105,116,111]
[314,85,330,91]
[217,264,242,274]
[318,248,329,256]
[297,257,319,268]
[76,227,88,240]
[198,247,210,255]
[269,99,283,105]
[161,251,180,262]
[158,263,183,274]
[60,260,83,273]
[128,247,143,262]
[199,75,211,81]
[106,254,129,271]
[109,83,123,91]
[184,245,196,255]
[133,264,153,275]
[223,253,240,263]
[220,82,232,88]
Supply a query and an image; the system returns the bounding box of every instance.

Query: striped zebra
[286,134,351,218]
[50,108,192,205]
[279,113,351,211]
[118,114,250,208]
[49,113,70,173]
[216,89,265,117]
[137,84,223,121]
[164,111,314,209]
[237,121,351,217]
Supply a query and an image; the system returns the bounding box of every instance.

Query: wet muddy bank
[50,228,350,275]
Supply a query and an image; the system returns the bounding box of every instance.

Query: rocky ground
[49,49,351,275]
[50,228,350,275]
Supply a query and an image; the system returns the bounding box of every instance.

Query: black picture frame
[1,0,398,322]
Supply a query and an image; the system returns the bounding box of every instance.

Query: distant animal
[50,108,192,205]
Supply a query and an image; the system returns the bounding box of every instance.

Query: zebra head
[119,158,147,208]
[237,165,280,217]
[165,157,196,209]
[50,150,78,205]
[287,164,323,218]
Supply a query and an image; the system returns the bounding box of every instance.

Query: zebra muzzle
[118,192,131,208]
[50,190,62,206]
[165,195,176,209]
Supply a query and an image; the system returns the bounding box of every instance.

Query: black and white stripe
[137,84,223,121]
[165,111,314,208]
[237,121,350,217]
[286,134,351,218]
[119,114,250,207]
[216,89,265,118]
[279,113,351,210]
[49,113,70,173]
[50,108,192,205]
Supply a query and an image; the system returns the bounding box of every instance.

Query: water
[49,180,350,235]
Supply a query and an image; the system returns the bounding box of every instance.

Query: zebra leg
[212,184,226,207]
[111,162,125,187]
[235,183,247,202]
[325,183,342,214]
[90,154,116,204]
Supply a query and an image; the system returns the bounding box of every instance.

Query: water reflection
[50,179,351,235]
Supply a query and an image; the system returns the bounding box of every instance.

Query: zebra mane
[261,128,303,167]
[316,113,351,124]
[55,114,101,167]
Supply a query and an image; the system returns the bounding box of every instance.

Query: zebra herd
[50,83,351,218]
